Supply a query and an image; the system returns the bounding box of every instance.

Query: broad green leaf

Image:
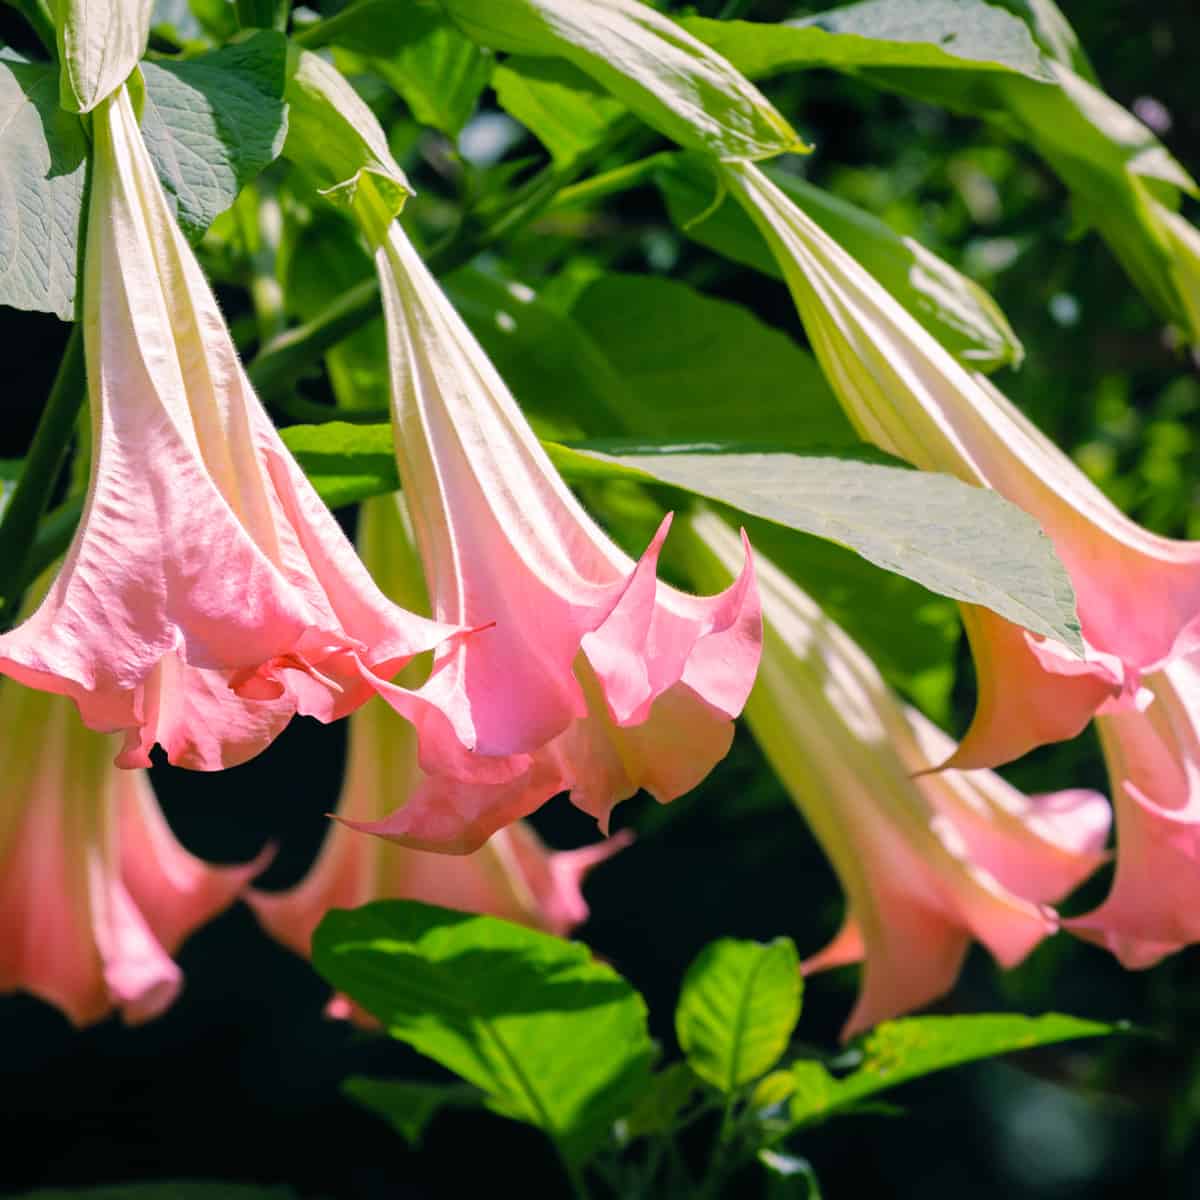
[752,1068,799,1110]
[654,158,1023,372]
[993,0,1096,81]
[282,47,411,242]
[17,1186,298,1199]
[151,0,209,46]
[570,274,855,443]
[280,421,397,508]
[676,937,802,1093]
[347,17,490,136]
[492,56,625,164]
[313,901,654,1165]
[788,1013,1114,1128]
[445,268,633,437]
[343,1078,482,1146]
[139,31,288,241]
[0,58,87,319]
[680,1,1052,82]
[551,444,1083,651]
[53,0,153,112]
[439,0,804,160]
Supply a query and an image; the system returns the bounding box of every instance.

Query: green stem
[548,152,677,213]
[0,326,85,625]
[4,0,57,57]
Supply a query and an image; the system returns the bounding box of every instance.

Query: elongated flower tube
[249,495,630,992]
[363,220,762,845]
[0,671,263,1026]
[685,510,1109,1040]
[1066,656,1200,967]
[0,84,466,770]
[724,159,1200,768]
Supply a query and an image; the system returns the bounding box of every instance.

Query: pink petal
[1067,656,1200,966]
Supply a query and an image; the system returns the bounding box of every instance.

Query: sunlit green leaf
[676,937,802,1093]
[313,901,654,1165]
[788,1013,1116,1128]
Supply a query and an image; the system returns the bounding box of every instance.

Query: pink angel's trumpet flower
[250,495,630,1017]
[684,509,1109,1040]
[358,219,761,846]
[1067,656,1200,967]
[0,670,265,1026]
[723,159,1200,768]
[0,83,468,771]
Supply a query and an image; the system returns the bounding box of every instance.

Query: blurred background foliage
[3,0,1200,1196]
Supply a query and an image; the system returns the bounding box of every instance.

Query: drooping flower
[0,84,467,770]
[1066,655,1200,967]
[354,220,762,847]
[249,496,630,1005]
[724,159,1200,768]
[0,670,264,1026]
[684,510,1109,1040]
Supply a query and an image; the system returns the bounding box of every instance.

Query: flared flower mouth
[347,224,762,846]
[0,85,468,771]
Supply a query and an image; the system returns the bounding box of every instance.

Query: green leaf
[622,1062,698,1139]
[570,273,855,444]
[676,937,802,1093]
[445,267,633,438]
[16,1186,298,1199]
[548,444,1083,651]
[343,1077,482,1146]
[440,0,804,160]
[0,57,87,319]
[278,419,1079,652]
[492,56,626,164]
[654,157,1024,372]
[788,1013,1115,1128]
[139,31,288,241]
[279,421,397,508]
[0,461,23,523]
[336,7,492,137]
[53,0,153,112]
[313,900,654,1165]
[680,1,1053,82]
[282,47,411,242]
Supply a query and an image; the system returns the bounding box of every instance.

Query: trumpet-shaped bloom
[725,160,1200,767]
[364,222,761,845]
[251,495,629,1007]
[685,510,1109,1039]
[0,677,263,1026]
[1067,656,1200,967]
[0,85,465,771]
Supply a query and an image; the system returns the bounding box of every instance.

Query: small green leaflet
[313,900,654,1166]
[786,1012,1116,1128]
[139,31,289,242]
[343,1078,482,1146]
[675,937,802,1093]
[0,58,87,320]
